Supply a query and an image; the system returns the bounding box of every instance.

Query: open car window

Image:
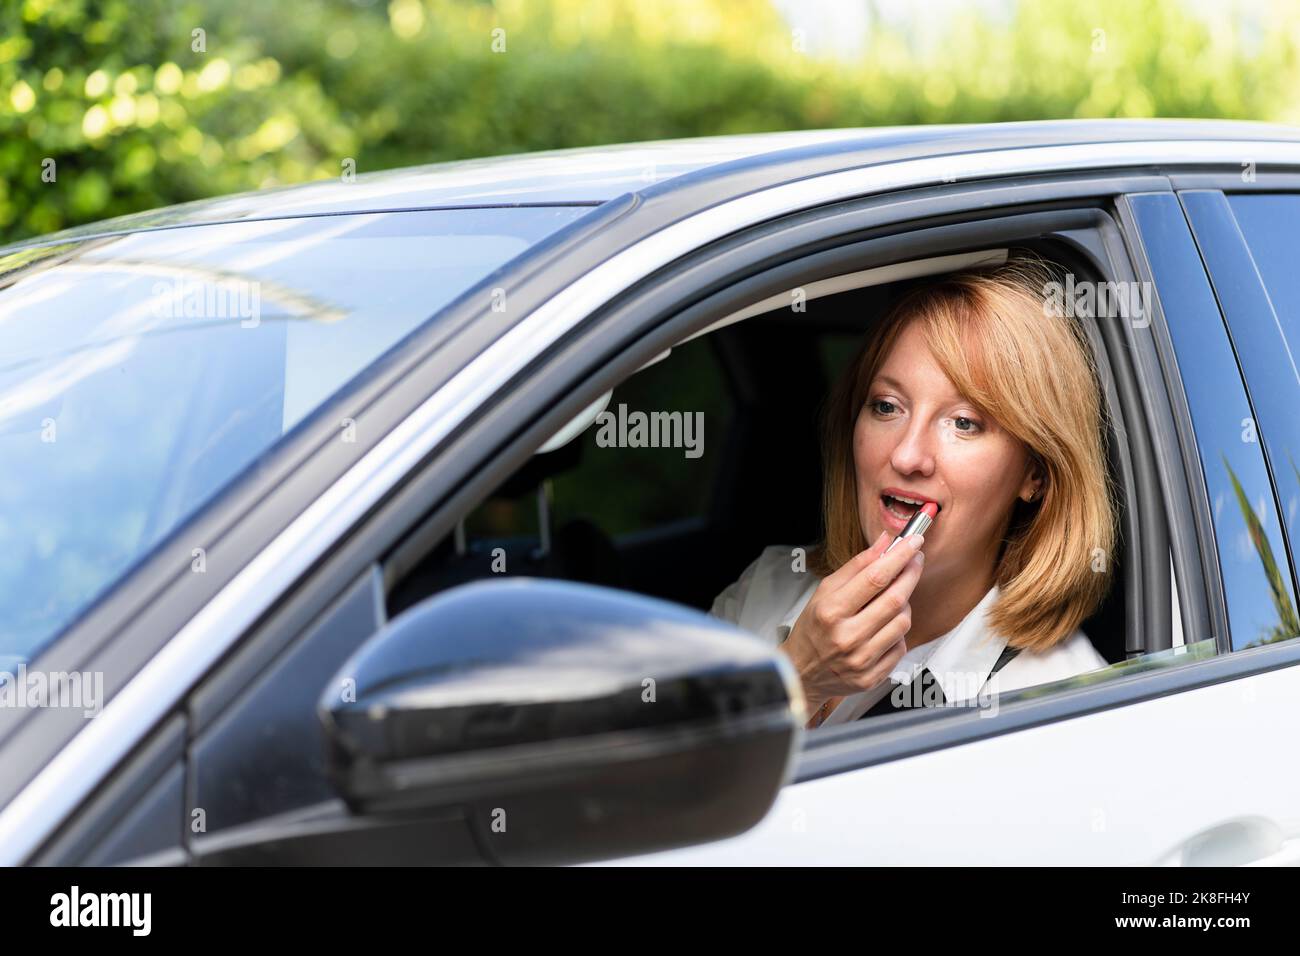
[383,240,1272,735]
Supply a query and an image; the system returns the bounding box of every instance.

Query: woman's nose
[889,416,938,476]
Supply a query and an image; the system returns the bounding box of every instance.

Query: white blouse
[709,545,1110,726]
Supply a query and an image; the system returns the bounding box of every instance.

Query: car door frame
[178,173,1236,861]
[167,189,1172,858]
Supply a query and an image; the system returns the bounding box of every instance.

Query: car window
[1221,193,1300,596]
[0,206,590,662]
[379,232,1246,744]
[1130,193,1299,651]
[549,337,731,536]
[818,330,865,384]
[438,335,732,543]
[387,334,735,619]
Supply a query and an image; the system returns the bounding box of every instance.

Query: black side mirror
[317,578,803,865]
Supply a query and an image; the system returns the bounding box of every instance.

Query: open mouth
[882,493,934,521]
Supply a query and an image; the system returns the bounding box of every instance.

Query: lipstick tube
[885,502,937,554]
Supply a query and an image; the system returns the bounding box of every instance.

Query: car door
[596,189,1300,865]
[616,181,1287,867]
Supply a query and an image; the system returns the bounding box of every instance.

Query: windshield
[0,206,590,662]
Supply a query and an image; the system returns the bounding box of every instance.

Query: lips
[878,488,942,533]
[882,495,921,520]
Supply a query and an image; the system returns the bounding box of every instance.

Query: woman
[711,255,1119,729]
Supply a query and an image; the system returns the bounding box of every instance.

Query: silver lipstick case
[884,507,934,554]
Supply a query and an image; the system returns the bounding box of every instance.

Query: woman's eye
[954,416,981,433]
[871,399,897,415]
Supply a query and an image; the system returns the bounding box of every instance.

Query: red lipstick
[884,501,939,554]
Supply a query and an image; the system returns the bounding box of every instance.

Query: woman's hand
[781,530,925,725]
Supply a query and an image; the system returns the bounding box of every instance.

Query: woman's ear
[1019,456,1046,503]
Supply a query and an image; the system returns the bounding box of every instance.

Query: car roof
[10,118,1300,248]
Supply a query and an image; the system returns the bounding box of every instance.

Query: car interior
[386,239,1137,672]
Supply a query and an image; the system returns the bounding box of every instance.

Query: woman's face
[853,319,1040,577]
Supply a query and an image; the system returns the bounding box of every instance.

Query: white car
[2,119,1299,866]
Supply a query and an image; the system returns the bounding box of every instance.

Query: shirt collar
[776,577,1008,703]
[889,584,1008,702]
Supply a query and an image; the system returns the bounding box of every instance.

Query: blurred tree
[1224,455,1300,646]
[2,0,1299,243]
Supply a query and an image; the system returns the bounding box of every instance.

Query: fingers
[820,530,892,592]
[861,635,910,689]
[830,531,925,618]
[832,631,908,693]
[796,531,923,700]
[846,607,911,674]
[846,551,923,640]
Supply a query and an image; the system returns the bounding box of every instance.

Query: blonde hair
[809,255,1120,653]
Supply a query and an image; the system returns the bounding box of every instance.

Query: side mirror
[317,578,803,865]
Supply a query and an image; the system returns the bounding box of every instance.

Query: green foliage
[2,0,1299,243]
[1223,454,1300,646]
